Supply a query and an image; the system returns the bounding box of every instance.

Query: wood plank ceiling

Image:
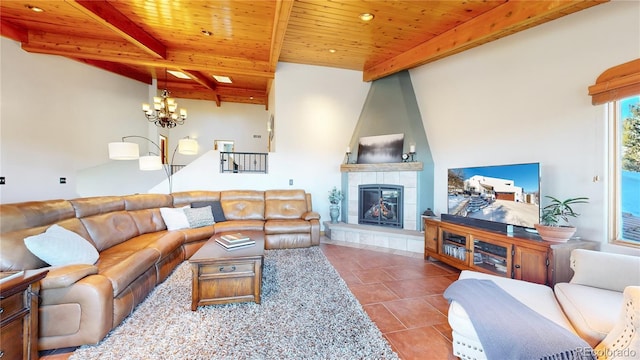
[0,0,607,107]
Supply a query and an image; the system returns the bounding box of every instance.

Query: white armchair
[446,249,640,360]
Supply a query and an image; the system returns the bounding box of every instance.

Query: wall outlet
[59,177,67,184]
[0,177,5,185]
[289,179,293,186]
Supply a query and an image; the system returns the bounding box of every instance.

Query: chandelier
[142,89,187,128]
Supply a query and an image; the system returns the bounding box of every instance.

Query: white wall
[410,0,640,254]
[0,38,149,203]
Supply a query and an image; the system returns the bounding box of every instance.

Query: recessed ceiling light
[359,13,374,21]
[212,75,232,83]
[201,30,212,36]
[167,70,191,79]
[25,4,44,12]
[329,49,337,53]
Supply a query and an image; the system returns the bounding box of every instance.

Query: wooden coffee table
[189,231,264,310]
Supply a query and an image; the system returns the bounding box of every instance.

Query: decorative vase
[329,204,340,224]
[534,224,576,243]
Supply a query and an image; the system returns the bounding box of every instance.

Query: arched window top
[588,58,640,105]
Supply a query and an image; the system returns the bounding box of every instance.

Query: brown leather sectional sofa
[0,189,320,350]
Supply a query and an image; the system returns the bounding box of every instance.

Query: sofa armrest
[594,286,640,360]
[40,264,99,289]
[569,249,640,292]
[302,211,320,221]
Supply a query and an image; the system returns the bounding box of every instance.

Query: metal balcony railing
[220,152,268,174]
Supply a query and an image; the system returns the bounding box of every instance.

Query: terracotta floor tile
[383,262,456,280]
[363,303,407,333]
[385,326,455,360]
[383,297,448,329]
[348,282,400,305]
[423,293,451,316]
[352,267,396,283]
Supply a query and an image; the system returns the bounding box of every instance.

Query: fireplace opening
[358,184,403,228]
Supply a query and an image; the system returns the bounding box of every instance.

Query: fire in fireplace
[358,184,403,228]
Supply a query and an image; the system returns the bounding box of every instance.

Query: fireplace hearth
[358,184,403,228]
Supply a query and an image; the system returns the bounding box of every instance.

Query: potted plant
[328,186,344,224]
[534,196,589,242]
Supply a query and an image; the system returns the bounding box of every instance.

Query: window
[611,95,640,247]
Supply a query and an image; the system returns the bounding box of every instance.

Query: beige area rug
[70,247,399,360]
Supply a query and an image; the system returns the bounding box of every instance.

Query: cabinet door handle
[0,350,4,358]
[514,264,521,269]
[0,307,3,314]
[219,266,236,273]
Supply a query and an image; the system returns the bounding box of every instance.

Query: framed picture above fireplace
[356,133,404,164]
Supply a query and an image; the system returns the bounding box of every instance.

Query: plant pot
[329,204,340,224]
[534,224,576,243]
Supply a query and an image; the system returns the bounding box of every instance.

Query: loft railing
[220,152,268,174]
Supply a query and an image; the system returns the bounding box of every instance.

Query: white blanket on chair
[444,278,596,360]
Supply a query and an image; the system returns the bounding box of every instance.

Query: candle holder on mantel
[410,150,416,162]
[345,146,352,164]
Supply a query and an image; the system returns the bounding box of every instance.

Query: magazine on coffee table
[216,237,255,250]
[220,233,251,242]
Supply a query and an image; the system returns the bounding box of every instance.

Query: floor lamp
[108,135,198,193]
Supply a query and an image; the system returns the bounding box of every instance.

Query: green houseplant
[534,196,589,242]
[328,187,344,223]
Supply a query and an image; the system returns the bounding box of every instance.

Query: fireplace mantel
[340,162,423,172]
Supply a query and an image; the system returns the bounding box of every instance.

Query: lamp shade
[108,142,139,160]
[138,155,163,171]
[178,138,198,155]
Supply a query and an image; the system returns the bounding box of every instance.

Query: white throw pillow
[160,206,190,231]
[184,206,215,228]
[24,224,99,266]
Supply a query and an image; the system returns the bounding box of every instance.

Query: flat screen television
[447,162,540,229]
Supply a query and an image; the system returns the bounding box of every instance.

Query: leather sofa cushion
[179,226,214,243]
[81,211,139,251]
[221,190,265,220]
[265,234,311,249]
[97,247,160,296]
[69,196,125,218]
[264,190,308,220]
[119,231,183,258]
[171,191,220,207]
[129,208,166,234]
[214,220,264,233]
[0,199,75,233]
[554,283,622,347]
[123,194,172,211]
[264,219,311,234]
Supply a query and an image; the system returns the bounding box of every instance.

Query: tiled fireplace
[324,162,424,254]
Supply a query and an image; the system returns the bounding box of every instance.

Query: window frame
[609,96,640,248]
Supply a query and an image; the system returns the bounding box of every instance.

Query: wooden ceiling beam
[0,20,28,43]
[363,0,608,81]
[269,0,295,72]
[65,0,166,59]
[22,33,274,79]
[74,58,153,84]
[178,70,221,106]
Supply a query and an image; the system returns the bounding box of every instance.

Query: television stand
[423,217,599,286]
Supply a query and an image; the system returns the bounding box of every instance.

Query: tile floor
[320,239,460,360]
[41,237,461,360]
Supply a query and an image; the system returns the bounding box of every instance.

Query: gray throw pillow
[184,206,215,228]
[191,201,227,222]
